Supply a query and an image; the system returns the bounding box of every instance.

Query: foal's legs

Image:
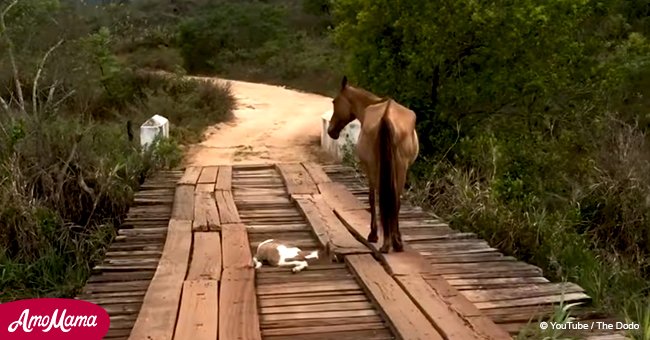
[277,258,309,273]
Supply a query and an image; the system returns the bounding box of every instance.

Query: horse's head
[327,76,355,140]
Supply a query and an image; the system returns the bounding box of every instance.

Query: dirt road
[183,77,334,166]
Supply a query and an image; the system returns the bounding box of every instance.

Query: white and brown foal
[253,239,319,273]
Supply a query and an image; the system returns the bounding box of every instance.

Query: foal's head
[327,76,355,140]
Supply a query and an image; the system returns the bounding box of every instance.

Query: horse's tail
[378,100,399,245]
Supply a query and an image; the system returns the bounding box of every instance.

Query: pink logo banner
[0,298,110,339]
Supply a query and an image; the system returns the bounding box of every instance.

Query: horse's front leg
[367,188,378,243]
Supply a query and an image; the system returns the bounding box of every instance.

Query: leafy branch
[1,0,25,114]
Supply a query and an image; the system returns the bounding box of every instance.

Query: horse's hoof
[392,239,404,252]
[379,244,390,253]
[367,233,378,243]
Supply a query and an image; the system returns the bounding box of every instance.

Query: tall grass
[400,118,650,336]
[0,0,235,301]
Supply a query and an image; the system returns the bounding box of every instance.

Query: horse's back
[384,100,419,165]
[360,99,418,164]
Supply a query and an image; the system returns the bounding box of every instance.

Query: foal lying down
[253,239,319,273]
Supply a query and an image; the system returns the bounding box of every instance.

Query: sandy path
[184,77,334,166]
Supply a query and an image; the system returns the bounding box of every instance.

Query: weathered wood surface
[396,274,509,340]
[192,191,220,231]
[302,161,332,185]
[129,219,192,340]
[215,165,232,191]
[178,167,201,185]
[276,162,319,195]
[77,171,181,340]
[322,163,630,339]
[197,166,219,184]
[217,167,260,340]
[173,280,219,340]
[318,181,367,212]
[346,254,444,340]
[222,223,253,269]
[232,165,396,340]
[219,268,262,340]
[293,193,370,259]
[186,232,222,281]
[215,190,241,224]
[171,185,194,220]
[78,164,630,340]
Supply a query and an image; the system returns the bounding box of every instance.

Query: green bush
[333,0,650,326]
[0,0,235,300]
[177,2,289,74]
[170,0,341,95]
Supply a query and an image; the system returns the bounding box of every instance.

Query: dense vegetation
[331,0,650,336]
[3,0,650,337]
[0,0,235,300]
[0,0,340,301]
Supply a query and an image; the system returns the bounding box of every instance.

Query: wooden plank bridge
[76,162,630,340]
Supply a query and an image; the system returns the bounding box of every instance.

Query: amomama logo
[0,298,110,339]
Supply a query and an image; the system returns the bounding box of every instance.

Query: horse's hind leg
[391,165,408,252]
[391,199,404,252]
[367,188,378,243]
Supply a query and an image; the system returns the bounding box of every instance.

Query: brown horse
[327,76,419,253]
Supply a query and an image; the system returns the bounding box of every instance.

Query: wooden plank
[293,194,370,259]
[447,277,550,287]
[257,281,359,296]
[178,167,202,185]
[276,163,319,195]
[129,219,192,340]
[396,274,511,340]
[335,208,431,275]
[318,182,366,212]
[219,268,261,340]
[222,223,253,269]
[461,282,584,303]
[473,292,591,309]
[383,249,436,275]
[197,166,219,184]
[192,191,220,231]
[264,329,393,340]
[262,322,386,337]
[260,315,382,329]
[258,294,369,308]
[171,185,194,220]
[260,309,379,322]
[215,165,232,190]
[335,194,509,338]
[173,280,219,340]
[215,190,241,224]
[293,196,331,251]
[301,162,332,184]
[260,301,373,314]
[187,232,222,281]
[195,183,215,192]
[345,254,443,340]
[334,208,383,246]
